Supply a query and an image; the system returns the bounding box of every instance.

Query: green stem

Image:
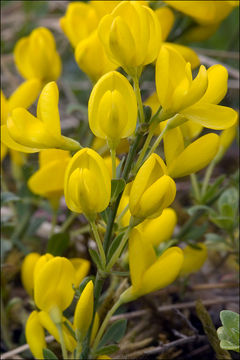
[147,124,169,157]
[133,128,154,174]
[133,76,145,124]
[92,297,123,354]
[110,147,117,179]
[106,226,132,272]
[56,323,68,359]
[201,160,216,198]
[190,173,201,202]
[90,220,106,268]
[61,212,78,233]
[71,224,90,237]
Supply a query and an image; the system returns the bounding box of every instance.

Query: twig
[193,47,239,60]
[110,296,239,322]
[127,335,206,359]
[1,336,54,360]
[198,54,239,79]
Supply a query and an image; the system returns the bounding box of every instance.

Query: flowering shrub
[1,1,239,359]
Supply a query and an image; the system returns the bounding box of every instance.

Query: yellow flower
[73,280,94,341]
[28,149,71,210]
[21,252,41,297]
[180,243,208,276]
[14,27,61,83]
[34,257,75,323]
[75,30,117,83]
[70,258,91,287]
[38,311,76,352]
[64,148,111,219]
[129,154,176,220]
[1,82,81,153]
[60,2,99,48]
[33,253,54,285]
[98,1,161,76]
[88,71,137,149]
[121,228,183,301]
[164,1,237,26]
[156,47,238,130]
[214,123,238,162]
[25,311,46,360]
[1,79,41,164]
[162,125,220,178]
[92,137,130,156]
[137,208,177,247]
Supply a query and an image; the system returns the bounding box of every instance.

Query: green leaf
[98,320,127,348]
[116,156,126,178]
[217,310,240,353]
[143,105,152,123]
[43,348,58,359]
[101,208,111,224]
[218,187,239,217]
[63,321,77,341]
[201,174,225,204]
[187,205,215,216]
[47,233,69,256]
[95,344,119,356]
[111,179,126,202]
[107,233,124,261]
[210,215,233,231]
[183,223,208,241]
[89,248,103,270]
[205,233,226,246]
[1,192,20,205]
[74,276,95,298]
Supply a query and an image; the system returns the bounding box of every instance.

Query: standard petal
[163,126,185,168]
[164,43,200,69]
[181,103,238,130]
[168,133,220,178]
[198,64,228,104]
[37,82,61,136]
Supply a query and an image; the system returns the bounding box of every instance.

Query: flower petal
[181,103,238,130]
[168,133,220,178]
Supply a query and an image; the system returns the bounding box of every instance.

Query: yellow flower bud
[137,208,177,246]
[88,71,137,148]
[162,126,220,178]
[121,228,183,301]
[33,253,54,285]
[14,27,61,83]
[34,257,75,323]
[64,148,111,219]
[180,243,208,276]
[156,47,238,130]
[215,123,238,162]
[129,154,176,220]
[60,2,99,48]
[21,252,41,297]
[75,30,117,83]
[73,280,94,341]
[38,311,76,352]
[70,258,91,287]
[28,149,71,209]
[1,82,81,153]
[25,311,46,360]
[98,1,161,76]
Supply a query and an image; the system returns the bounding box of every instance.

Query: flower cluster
[1,1,238,359]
